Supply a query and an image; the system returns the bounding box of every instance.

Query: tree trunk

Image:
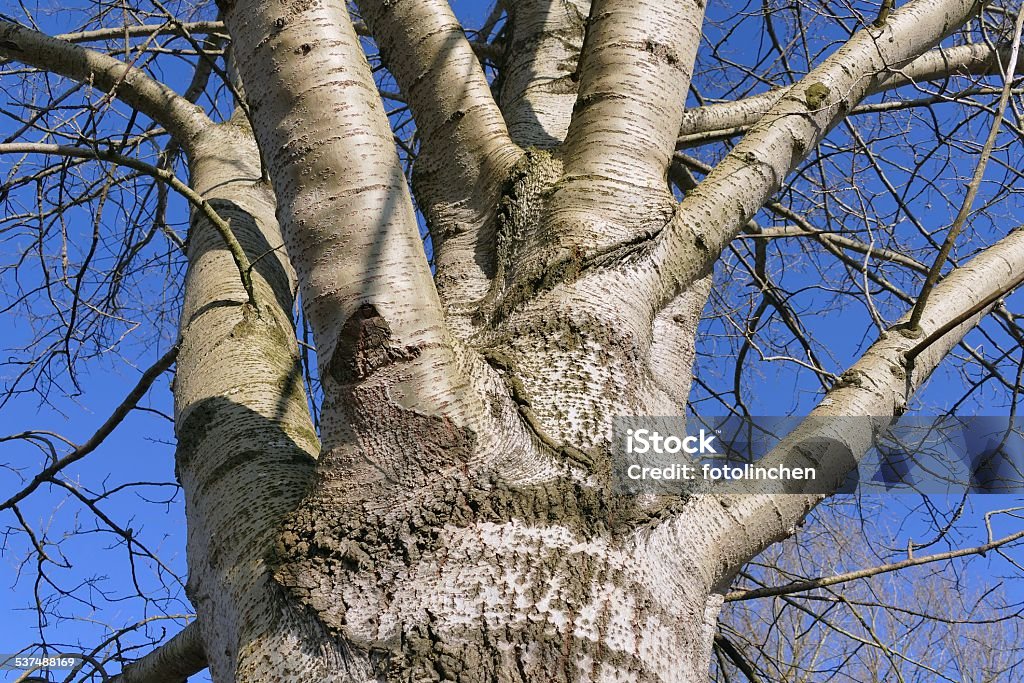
[3,0,1020,678]
[174,118,372,681]
[175,122,721,683]
[172,0,990,679]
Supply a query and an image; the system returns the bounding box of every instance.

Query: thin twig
[726,527,1024,602]
[0,343,179,511]
[0,142,256,305]
[907,4,1024,330]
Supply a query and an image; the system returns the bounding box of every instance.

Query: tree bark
[178,0,1002,680]
[7,0,1024,678]
[498,0,590,148]
[173,117,353,681]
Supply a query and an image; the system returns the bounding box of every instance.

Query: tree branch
[725,527,1024,602]
[356,0,515,183]
[0,142,257,305]
[355,0,519,308]
[31,19,505,59]
[561,0,705,182]
[676,86,1024,147]
[51,21,228,45]
[222,0,480,465]
[673,224,1024,581]
[908,4,1024,330]
[0,343,179,512]
[676,151,929,272]
[713,633,762,682]
[111,622,206,683]
[498,0,590,147]
[0,20,212,150]
[544,0,707,251]
[647,0,981,305]
[677,41,1016,142]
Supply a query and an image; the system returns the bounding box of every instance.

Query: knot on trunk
[327,303,421,383]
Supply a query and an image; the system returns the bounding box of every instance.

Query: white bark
[499,0,591,148]
[677,42,1019,143]
[649,274,712,409]
[173,119,341,681]
[8,0,1011,679]
[540,0,707,256]
[222,0,457,399]
[355,0,521,325]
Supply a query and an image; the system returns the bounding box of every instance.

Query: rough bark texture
[9,0,1024,678]
[43,0,1012,679]
[212,0,727,679]
[173,119,353,681]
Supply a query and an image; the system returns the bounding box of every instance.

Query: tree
[1,0,1023,680]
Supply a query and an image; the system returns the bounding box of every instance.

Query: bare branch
[674,225,1024,579]
[909,4,1024,330]
[726,528,1024,602]
[0,21,211,150]
[677,42,1019,141]
[648,0,981,304]
[52,21,228,45]
[36,19,505,59]
[0,142,257,305]
[714,633,762,682]
[0,343,178,511]
[110,622,205,683]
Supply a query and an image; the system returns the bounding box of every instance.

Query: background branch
[0,21,212,150]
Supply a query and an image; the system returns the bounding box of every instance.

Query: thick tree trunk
[7,0,1020,679]
[202,2,723,676]
[175,123,721,683]
[178,0,988,680]
[174,119,375,681]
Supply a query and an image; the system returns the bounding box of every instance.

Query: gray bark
[10,0,1022,680]
[201,0,1001,680]
[173,118,346,681]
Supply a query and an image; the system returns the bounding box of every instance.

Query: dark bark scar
[327,303,421,383]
